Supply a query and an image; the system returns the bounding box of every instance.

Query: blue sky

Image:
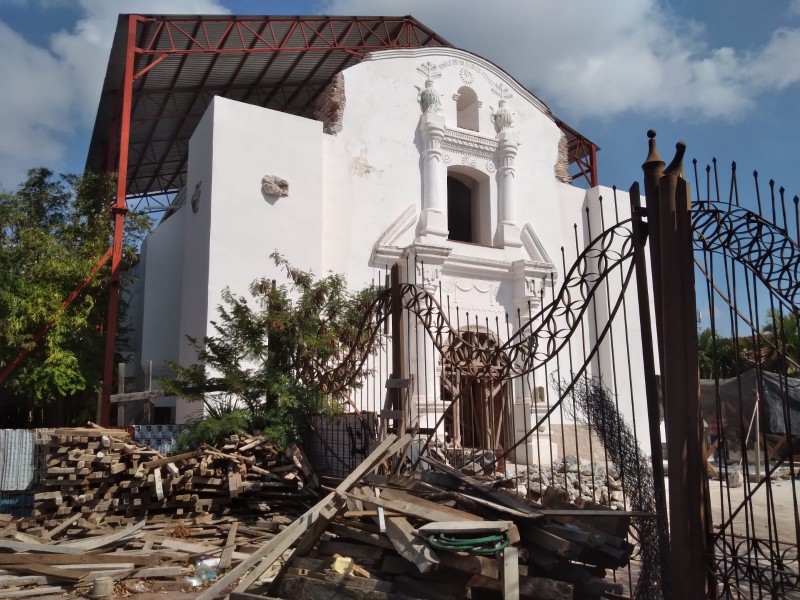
[1,0,799,212]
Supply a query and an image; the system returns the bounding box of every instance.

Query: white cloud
[0,0,229,190]
[322,0,800,123]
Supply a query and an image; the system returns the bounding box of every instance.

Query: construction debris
[0,428,641,599]
[31,428,317,524]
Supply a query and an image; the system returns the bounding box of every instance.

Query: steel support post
[100,15,138,425]
[646,134,714,596]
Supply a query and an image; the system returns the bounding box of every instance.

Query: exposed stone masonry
[555,133,572,183]
[314,72,346,134]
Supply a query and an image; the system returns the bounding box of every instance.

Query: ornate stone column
[418,112,448,240]
[492,99,522,247]
[496,131,522,247]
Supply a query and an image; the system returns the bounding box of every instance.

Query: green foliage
[173,409,250,454]
[0,168,150,413]
[698,328,739,379]
[164,252,381,450]
[698,310,800,379]
[756,310,800,376]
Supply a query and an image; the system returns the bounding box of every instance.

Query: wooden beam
[198,433,408,600]
[384,516,439,574]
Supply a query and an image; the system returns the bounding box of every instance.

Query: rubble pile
[0,430,640,599]
[524,456,631,509]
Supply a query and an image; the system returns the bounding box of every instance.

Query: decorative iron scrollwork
[693,201,800,314]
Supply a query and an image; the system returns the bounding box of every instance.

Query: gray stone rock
[727,469,744,488]
[261,175,289,198]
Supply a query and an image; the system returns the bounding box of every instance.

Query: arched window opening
[440,329,511,452]
[447,176,473,243]
[455,86,480,132]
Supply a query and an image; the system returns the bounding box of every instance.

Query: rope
[426,531,510,556]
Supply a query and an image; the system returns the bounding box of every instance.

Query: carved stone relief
[440,126,499,175]
[415,263,442,290]
[416,61,443,114]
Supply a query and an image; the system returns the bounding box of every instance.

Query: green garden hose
[426,531,510,556]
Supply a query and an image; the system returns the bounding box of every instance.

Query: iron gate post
[643,132,715,597]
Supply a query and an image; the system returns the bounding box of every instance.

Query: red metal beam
[0,247,113,386]
[101,14,138,425]
[130,16,438,68]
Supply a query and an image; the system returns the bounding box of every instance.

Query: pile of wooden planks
[199,436,640,600]
[0,511,309,598]
[6,429,645,598]
[32,428,318,525]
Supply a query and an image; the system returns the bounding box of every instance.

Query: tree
[753,310,800,376]
[697,328,739,379]
[0,168,150,422]
[164,252,383,449]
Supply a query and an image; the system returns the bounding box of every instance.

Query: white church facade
[126,45,651,463]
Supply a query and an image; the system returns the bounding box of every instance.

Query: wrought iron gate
[691,161,800,598]
[305,178,670,596]
[303,131,798,599]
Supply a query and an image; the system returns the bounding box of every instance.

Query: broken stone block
[727,469,744,488]
[261,175,289,198]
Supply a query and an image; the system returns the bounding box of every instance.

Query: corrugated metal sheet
[0,429,35,491]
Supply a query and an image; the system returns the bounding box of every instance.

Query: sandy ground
[617,473,799,597]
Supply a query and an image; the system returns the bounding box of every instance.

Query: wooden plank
[0,587,65,598]
[58,519,146,550]
[141,451,201,471]
[503,545,519,600]
[470,574,573,600]
[438,551,498,578]
[197,433,406,600]
[0,554,155,566]
[419,457,543,519]
[0,540,85,555]
[326,524,395,550]
[417,521,513,535]
[384,379,411,389]
[347,487,482,524]
[0,563,85,581]
[218,521,238,570]
[110,389,164,403]
[132,566,184,579]
[383,516,439,574]
[153,467,164,501]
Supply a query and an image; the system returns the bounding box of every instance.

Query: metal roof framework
[88,14,599,424]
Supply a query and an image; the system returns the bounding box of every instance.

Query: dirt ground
[616,473,799,596]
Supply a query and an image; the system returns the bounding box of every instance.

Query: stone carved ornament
[490,82,515,134]
[416,61,443,113]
